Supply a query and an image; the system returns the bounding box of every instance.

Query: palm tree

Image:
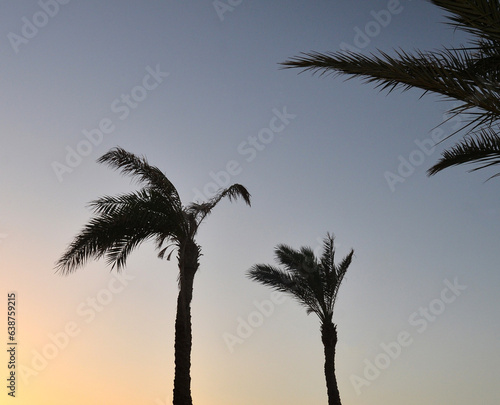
[281,0,500,178]
[247,234,354,405]
[56,147,251,405]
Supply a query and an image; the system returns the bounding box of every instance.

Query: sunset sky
[1,1,499,404]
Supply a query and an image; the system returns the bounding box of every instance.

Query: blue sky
[1,1,499,404]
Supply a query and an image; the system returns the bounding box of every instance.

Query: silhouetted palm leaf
[281,0,500,178]
[98,147,182,207]
[428,128,500,178]
[187,183,251,226]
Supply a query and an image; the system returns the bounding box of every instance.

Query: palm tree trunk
[321,321,342,405]
[173,240,199,405]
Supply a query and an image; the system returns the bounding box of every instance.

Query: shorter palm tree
[247,233,354,405]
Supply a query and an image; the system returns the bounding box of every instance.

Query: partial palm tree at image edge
[247,233,354,405]
[55,147,251,405]
[281,0,500,179]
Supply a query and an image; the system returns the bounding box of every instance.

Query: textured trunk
[172,240,199,405]
[321,321,342,405]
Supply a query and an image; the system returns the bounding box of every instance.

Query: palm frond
[56,213,153,274]
[320,233,335,276]
[248,264,297,291]
[428,127,500,177]
[275,244,316,275]
[187,184,251,226]
[318,234,354,313]
[97,147,182,209]
[431,0,500,42]
[56,189,182,274]
[328,249,354,308]
[282,48,500,126]
[248,263,325,317]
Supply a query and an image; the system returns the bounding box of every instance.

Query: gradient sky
[1,1,499,404]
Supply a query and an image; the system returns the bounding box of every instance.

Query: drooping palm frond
[89,188,176,219]
[247,263,299,293]
[248,262,325,318]
[187,184,251,227]
[282,48,500,133]
[274,244,316,274]
[56,189,181,274]
[428,127,500,178]
[97,147,182,208]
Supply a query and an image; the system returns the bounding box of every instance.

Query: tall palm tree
[281,0,500,178]
[247,234,354,405]
[56,147,251,405]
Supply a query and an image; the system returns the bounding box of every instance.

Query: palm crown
[56,147,251,274]
[248,234,354,323]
